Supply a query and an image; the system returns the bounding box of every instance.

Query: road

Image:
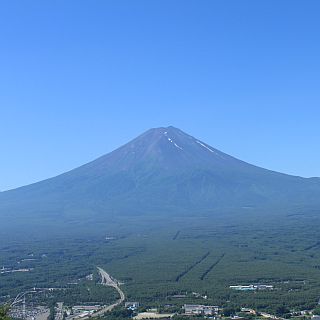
[97,267,125,309]
[82,267,125,318]
[55,303,64,320]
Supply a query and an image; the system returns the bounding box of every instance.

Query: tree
[275,305,290,317]
[223,307,236,317]
[0,305,10,320]
[314,306,320,315]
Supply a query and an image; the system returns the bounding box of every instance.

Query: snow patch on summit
[195,141,225,159]
[196,140,217,154]
[167,137,183,150]
[173,142,183,150]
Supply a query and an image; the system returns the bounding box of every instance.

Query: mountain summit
[1,126,320,230]
[79,126,251,173]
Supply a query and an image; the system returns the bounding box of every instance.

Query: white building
[125,302,140,310]
[184,304,219,315]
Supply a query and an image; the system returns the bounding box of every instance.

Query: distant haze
[1,126,320,239]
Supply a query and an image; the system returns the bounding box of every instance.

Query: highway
[97,267,125,306]
[82,267,125,318]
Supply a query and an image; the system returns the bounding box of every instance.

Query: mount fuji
[1,126,320,234]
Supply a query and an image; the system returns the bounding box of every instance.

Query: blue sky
[1,0,320,191]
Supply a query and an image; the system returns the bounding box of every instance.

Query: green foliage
[43,282,119,306]
[101,308,133,320]
[223,307,237,317]
[2,208,320,313]
[275,305,290,317]
[0,305,10,320]
[313,306,320,315]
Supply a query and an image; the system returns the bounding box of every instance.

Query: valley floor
[2,208,320,317]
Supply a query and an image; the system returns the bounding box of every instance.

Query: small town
[4,268,320,320]
[7,296,320,320]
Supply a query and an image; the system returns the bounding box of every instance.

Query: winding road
[82,267,125,319]
[97,267,125,308]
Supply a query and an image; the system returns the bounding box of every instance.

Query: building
[184,304,219,316]
[240,308,256,315]
[171,294,187,298]
[230,284,273,291]
[230,285,256,291]
[72,306,100,312]
[125,302,140,310]
[255,284,273,290]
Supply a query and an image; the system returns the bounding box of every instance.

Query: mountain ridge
[1,126,320,230]
[2,126,317,194]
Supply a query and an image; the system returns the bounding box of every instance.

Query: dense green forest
[1,207,320,315]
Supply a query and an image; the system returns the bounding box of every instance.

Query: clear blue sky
[1,0,320,191]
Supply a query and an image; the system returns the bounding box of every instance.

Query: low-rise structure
[125,302,140,310]
[240,308,256,315]
[230,284,273,291]
[72,305,100,312]
[184,304,219,316]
